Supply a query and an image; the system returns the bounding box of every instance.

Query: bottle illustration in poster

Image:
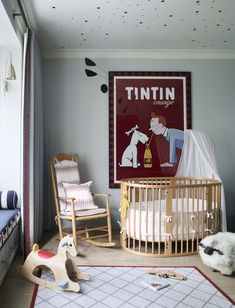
[143,132,154,168]
[119,125,149,168]
[144,143,152,168]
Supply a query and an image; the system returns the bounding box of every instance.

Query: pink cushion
[62,181,98,211]
[60,208,106,217]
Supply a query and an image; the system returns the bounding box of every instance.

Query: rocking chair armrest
[56,196,76,215]
[93,193,111,211]
[56,196,76,202]
[93,193,111,197]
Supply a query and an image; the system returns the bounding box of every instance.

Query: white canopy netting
[176,130,227,231]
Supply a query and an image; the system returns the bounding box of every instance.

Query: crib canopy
[176,130,227,231]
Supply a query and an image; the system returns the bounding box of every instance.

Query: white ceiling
[23,0,235,52]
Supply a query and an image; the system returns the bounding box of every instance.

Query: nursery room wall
[42,56,235,232]
[0,48,22,193]
[0,0,22,200]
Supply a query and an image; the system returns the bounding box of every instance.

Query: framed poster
[109,72,191,188]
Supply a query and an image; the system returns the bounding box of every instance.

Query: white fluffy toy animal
[199,232,235,276]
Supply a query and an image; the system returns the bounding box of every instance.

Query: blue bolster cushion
[0,190,18,209]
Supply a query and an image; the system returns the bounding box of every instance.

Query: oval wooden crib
[120,177,221,257]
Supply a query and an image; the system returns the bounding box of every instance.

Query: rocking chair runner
[50,153,115,247]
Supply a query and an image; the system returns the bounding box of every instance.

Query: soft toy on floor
[199,232,235,276]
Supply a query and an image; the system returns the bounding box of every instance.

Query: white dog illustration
[119,125,149,168]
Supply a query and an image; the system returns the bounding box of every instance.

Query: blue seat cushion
[0,209,20,233]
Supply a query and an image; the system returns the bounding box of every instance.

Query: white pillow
[55,159,80,184]
[57,183,68,212]
[62,181,98,211]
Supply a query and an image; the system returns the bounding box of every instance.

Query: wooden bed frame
[120,177,221,257]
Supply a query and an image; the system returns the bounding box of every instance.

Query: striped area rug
[30,266,234,308]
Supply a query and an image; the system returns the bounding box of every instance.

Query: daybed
[0,191,20,286]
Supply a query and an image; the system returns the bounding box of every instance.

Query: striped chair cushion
[0,190,18,209]
[62,181,98,212]
[55,159,80,183]
[54,159,80,211]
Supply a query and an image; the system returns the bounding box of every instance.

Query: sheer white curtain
[22,29,44,255]
[176,130,227,231]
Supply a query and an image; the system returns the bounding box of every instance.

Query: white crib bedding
[126,198,217,242]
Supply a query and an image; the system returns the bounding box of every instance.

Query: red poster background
[109,72,191,188]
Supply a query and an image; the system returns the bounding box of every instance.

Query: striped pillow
[0,190,18,209]
[62,181,98,212]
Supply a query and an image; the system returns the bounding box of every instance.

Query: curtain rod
[14,0,30,29]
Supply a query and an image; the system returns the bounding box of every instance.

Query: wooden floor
[0,231,234,308]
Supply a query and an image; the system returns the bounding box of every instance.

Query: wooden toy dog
[21,235,90,292]
[146,269,187,281]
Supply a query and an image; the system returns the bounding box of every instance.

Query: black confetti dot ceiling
[26,0,235,50]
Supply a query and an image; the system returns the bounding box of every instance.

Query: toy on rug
[146,269,187,281]
[199,232,235,276]
[21,235,90,292]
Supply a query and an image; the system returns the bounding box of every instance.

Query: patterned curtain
[22,29,44,256]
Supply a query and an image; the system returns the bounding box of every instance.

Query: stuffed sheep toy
[199,232,235,276]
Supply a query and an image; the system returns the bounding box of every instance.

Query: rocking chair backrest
[50,153,80,215]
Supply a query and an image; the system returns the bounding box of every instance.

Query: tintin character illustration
[149,112,184,167]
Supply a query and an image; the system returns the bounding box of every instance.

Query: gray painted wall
[43,58,235,231]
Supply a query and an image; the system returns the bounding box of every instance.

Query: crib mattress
[125,198,216,242]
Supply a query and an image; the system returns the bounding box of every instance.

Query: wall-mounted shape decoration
[2,52,16,96]
[84,57,108,93]
[85,69,97,77]
[109,72,191,188]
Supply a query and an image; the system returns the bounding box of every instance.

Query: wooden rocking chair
[50,153,115,247]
